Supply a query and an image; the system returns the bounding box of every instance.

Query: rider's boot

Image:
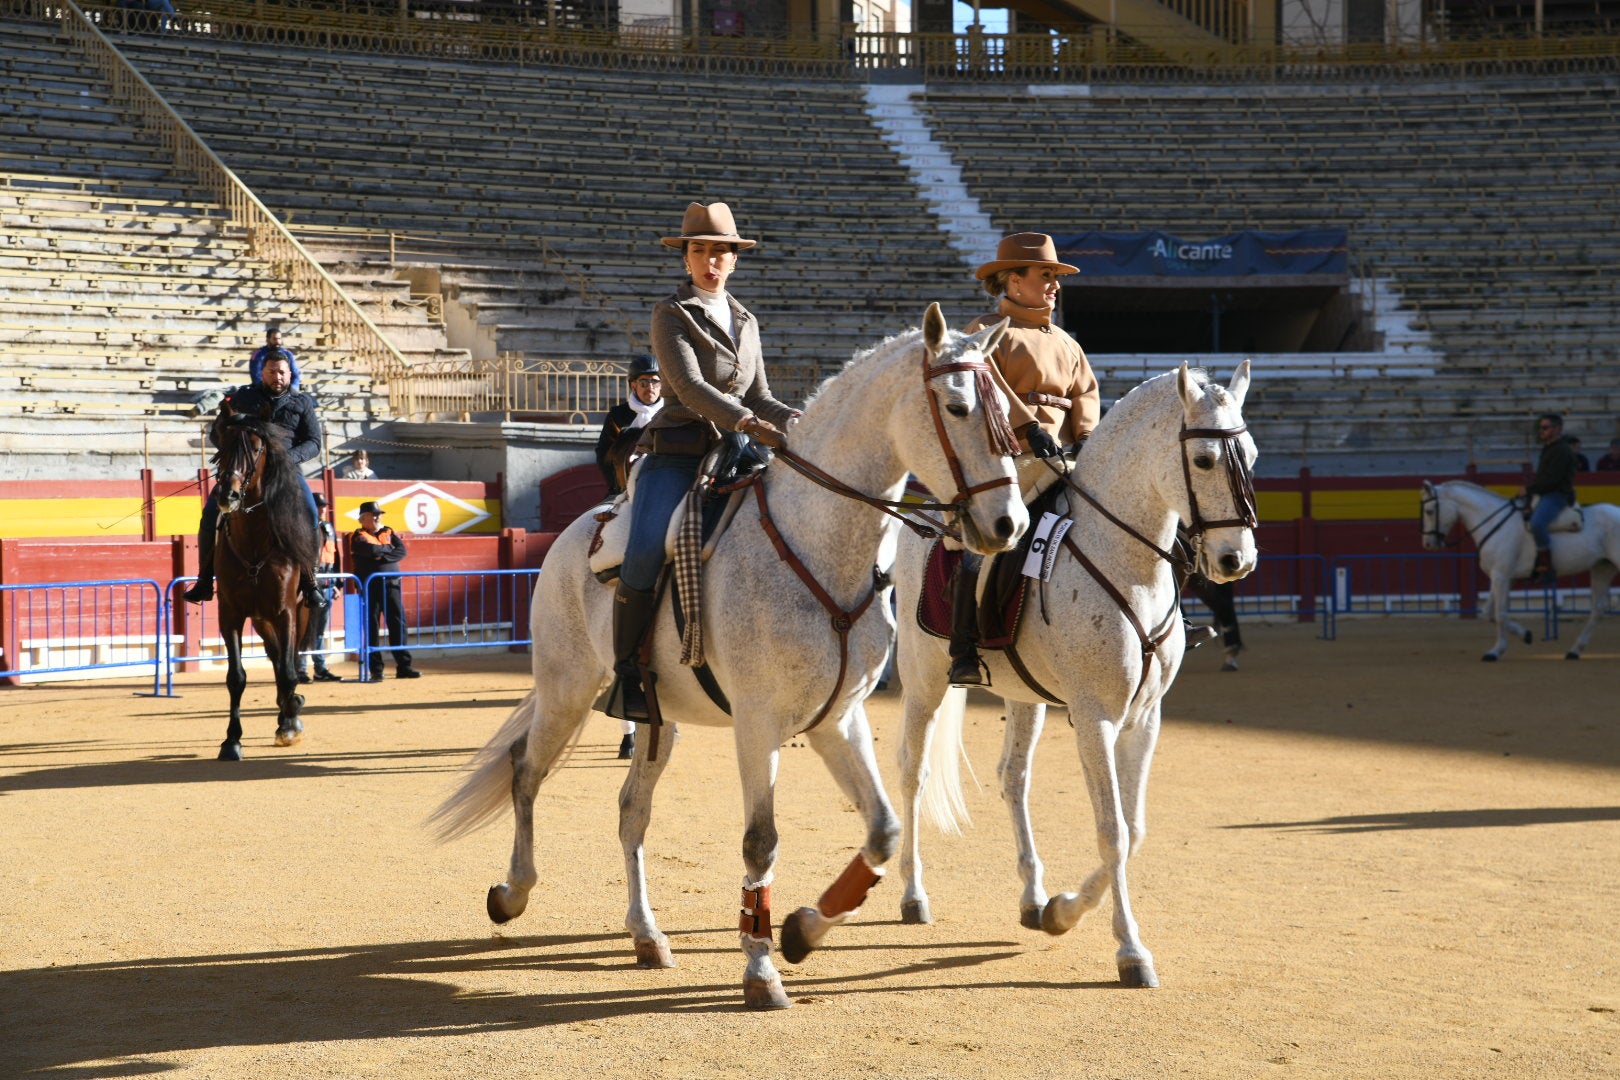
[181,524,216,604]
[947,561,987,687]
[604,583,657,722]
[300,569,330,611]
[1530,547,1555,587]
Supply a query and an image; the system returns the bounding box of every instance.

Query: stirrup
[302,580,329,611]
[602,674,649,722]
[1185,623,1219,649]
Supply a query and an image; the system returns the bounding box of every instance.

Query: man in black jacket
[182,354,326,609]
[349,500,419,680]
[593,354,663,496]
[1521,412,1579,586]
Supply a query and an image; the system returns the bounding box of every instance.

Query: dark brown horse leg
[261,614,304,747]
[220,620,247,761]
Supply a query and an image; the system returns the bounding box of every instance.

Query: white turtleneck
[691,284,734,341]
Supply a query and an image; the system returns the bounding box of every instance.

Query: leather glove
[741,417,786,450]
[1024,423,1060,459]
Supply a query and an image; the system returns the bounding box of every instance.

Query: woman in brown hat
[604,201,801,722]
[949,231,1101,685]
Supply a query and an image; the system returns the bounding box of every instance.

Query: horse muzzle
[1200,539,1257,583]
[960,505,1026,556]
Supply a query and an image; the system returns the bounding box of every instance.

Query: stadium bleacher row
[2,9,1618,473]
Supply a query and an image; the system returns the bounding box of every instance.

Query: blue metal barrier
[162,573,363,694]
[1182,554,1333,638]
[358,569,540,682]
[1327,553,1556,640]
[0,579,166,695]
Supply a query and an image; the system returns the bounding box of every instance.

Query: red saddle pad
[916,540,1027,649]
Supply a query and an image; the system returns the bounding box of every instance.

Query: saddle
[1524,496,1583,534]
[917,481,1069,648]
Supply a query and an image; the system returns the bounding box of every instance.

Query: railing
[1327,553,1557,641]
[358,569,540,680]
[28,0,411,389]
[25,0,1620,82]
[386,355,629,421]
[0,579,166,694]
[1184,554,1331,637]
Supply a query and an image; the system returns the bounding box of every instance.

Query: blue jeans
[621,454,700,592]
[1529,491,1570,550]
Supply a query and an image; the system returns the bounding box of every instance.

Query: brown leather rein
[754,344,1022,734]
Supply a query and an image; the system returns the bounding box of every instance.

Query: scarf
[625,392,663,430]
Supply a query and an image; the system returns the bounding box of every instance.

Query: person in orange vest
[349,500,419,680]
[298,493,343,683]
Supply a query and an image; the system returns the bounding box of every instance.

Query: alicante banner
[1051,229,1348,278]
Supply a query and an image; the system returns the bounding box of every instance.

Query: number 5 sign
[339,483,497,535]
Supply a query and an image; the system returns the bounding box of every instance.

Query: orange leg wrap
[817,854,884,919]
[739,883,772,939]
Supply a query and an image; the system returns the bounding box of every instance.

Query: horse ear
[1177,361,1204,411]
[1227,359,1252,409]
[972,317,1010,358]
[922,302,948,353]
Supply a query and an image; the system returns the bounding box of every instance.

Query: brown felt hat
[975,232,1079,279]
[660,202,757,249]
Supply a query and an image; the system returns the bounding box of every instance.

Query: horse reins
[1422,487,1521,551]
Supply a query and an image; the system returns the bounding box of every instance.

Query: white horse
[433,305,1029,1010]
[1420,479,1620,661]
[894,363,1258,989]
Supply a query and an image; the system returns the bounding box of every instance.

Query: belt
[1025,392,1071,411]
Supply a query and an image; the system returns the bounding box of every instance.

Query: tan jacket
[966,298,1099,449]
[643,283,797,451]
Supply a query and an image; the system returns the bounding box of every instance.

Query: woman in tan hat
[949,231,1101,685]
[604,201,801,722]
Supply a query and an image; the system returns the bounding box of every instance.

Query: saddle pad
[588,462,746,579]
[916,539,1028,650]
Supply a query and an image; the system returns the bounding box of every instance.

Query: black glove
[1024,423,1060,459]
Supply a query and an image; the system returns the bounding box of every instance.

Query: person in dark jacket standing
[594,353,664,496]
[297,493,343,683]
[349,501,419,680]
[1521,412,1579,586]
[182,353,326,608]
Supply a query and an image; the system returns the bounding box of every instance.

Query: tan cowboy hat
[974,232,1079,279]
[660,201,757,249]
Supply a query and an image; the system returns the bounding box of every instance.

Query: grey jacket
[644,282,797,446]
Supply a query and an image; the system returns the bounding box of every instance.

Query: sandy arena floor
[1,617,1616,1079]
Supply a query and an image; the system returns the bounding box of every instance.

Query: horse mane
[218,416,320,567]
[1091,365,1216,441]
[799,326,923,413]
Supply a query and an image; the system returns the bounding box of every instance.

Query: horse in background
[210,412,318,759]
[1420,479,1620,660]
[893,362,1259,989]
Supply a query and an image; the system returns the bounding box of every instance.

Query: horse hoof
[486,884,525,925]
[1481,652,1499,662]
[900,898,932,925]
[217,741,242,762]
[274,727,301,747]
[634,937,676,969]
[1020,904,1044,931]
[779,909,813,965]
[1040,896,1080,936]
[1565,651,1581,660]
[1118,961,1159,988]
[743,975,792,1010]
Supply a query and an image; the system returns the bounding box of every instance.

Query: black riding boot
[181,523,216,603]
[1530,547,1555,587]
[947,558,986,686]
[604,583,658,721]
[300,569,329,611]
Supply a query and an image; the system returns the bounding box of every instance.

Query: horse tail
[920,687,976,835]
[428,688,540,843]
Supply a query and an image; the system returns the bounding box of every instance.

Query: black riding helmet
[628,354,658,380]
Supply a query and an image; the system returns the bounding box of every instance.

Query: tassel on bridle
[975,366,1023,459]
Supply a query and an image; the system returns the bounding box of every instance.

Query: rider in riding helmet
[950,232,1101,686]
[180,353,327,610]
[603,202,801,723]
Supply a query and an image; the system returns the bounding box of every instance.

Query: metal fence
[358,569,540,681]
[0,579,166,694]
[1183,554,1333,637]
[1326,553,1557,641]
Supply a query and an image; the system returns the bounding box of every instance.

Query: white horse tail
[921,687,978,835]
[429,688,542,843]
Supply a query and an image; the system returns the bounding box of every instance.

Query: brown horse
[210,412,318,761]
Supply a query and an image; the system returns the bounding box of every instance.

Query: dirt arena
[2,618,1615,1079]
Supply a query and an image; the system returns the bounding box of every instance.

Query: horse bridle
[216,422,266,515]
[1421,486,1521,551]
[772,342,1020,540]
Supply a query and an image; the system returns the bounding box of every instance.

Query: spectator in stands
[603,202,799,723]
[349,501,419,680]
[298,494,343,683]
[249,327,301,391]
[182,354,328,610]
[595,354,664,496]
[1596,438,1620,471]
[344,449,377,481]
[949,232,1101,686]
[1570,437,1591,471]
[1520,412,1579,587]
